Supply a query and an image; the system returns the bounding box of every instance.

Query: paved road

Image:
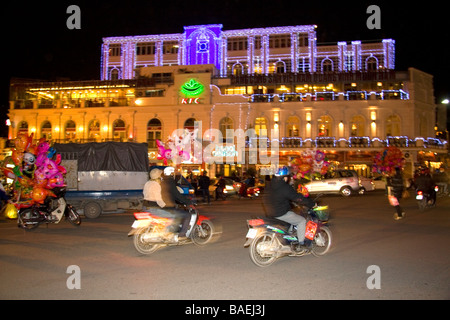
[0,191,449,300]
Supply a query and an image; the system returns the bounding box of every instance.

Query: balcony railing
[244,136,448,150]
[249,90,409,103]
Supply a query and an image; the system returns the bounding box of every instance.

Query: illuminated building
[7,24,447,178]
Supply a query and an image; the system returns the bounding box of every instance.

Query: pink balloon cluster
[1,134,66,208]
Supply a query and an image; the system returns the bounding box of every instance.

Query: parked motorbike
[416,186,438,211]
[244,201,332,267]
[17,188,81,230]
[128,205,215,255]
[238,183,260,199]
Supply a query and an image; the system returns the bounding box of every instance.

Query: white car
[303,170,360,197]
[358,176,375,194]
[373,176,387,190]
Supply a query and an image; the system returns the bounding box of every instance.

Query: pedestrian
[215,175,226,200]
[198,171,211,204]
[387,167,405,220]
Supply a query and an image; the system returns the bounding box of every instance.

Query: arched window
[366,57,378,71]
[65,120,76,142]
[321,59,333,72]
[286,116,300,137]
[233,63,243,75]
[350,115,365,136]
[113,119,126,141]
[17,121,29,135]
[41,120,52,140]
[219,117,234,142]
[88,119,101,141]
[386,115,401,137]
[276,61,286,73]
[184,118,196,132]
[317,116,333,137]
[110,68,120,80]
[147,118,162,148]
[254,117,268,137]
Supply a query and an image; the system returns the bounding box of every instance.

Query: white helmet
[149,168,162,180]
[163,166,175,176]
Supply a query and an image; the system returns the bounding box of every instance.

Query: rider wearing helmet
[414,167,436,204]
[160,166,193,238]
[264,166,316,248]
[143,168,166,208]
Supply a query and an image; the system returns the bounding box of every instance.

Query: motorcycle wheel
[133,227,162,255]
[249,232,278,267]
[311,226,332,257]
[191,220,214,246]
[418,199,427,211]
[18,208,41,230]
[66,206,82,226]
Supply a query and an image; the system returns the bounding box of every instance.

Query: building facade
[101,24,395,80]
[7,24,447,178]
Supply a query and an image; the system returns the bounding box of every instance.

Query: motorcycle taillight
[417,191,423,195]
[248,219,264,227]
[134,212,152,220]
[434,185,439,192]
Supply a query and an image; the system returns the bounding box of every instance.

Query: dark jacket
[161,177,193,208]
[264,176,315,217]
[198,174,210,190]
[414,174,435,191]
[389,172,404,199]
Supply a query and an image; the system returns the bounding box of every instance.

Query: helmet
[163,166,175,176]
[149,168,162,180]
[274,166,290,177]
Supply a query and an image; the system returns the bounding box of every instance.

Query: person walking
[388,167,406,220]
[198,171,211,204]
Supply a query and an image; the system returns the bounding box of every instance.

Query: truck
[54,142,149,219]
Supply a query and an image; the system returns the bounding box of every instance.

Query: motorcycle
[244,200,332,267]
[17,188,82,230]
[238,183,260,199]
[128,205,215,255]
[416,185,438,211]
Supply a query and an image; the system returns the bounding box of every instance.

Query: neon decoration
[180,79,204,97]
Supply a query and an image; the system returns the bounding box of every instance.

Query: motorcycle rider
[143,167,193,238]
[143,168,175,218]
[264,166,316,248]
[414,167,436,205]
[160,167,193,238]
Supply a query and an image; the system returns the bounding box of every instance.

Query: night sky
[1,0,448,137]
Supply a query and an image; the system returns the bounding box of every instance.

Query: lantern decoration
[372,146,405,176]
[1,134,65,209]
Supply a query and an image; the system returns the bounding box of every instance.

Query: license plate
[246,228,257,239]
[131,220,151,229]
[416,194,423,200]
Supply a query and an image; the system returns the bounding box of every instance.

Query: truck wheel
[84,202,102,219]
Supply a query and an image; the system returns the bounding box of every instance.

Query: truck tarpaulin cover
[54,142,149,172]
